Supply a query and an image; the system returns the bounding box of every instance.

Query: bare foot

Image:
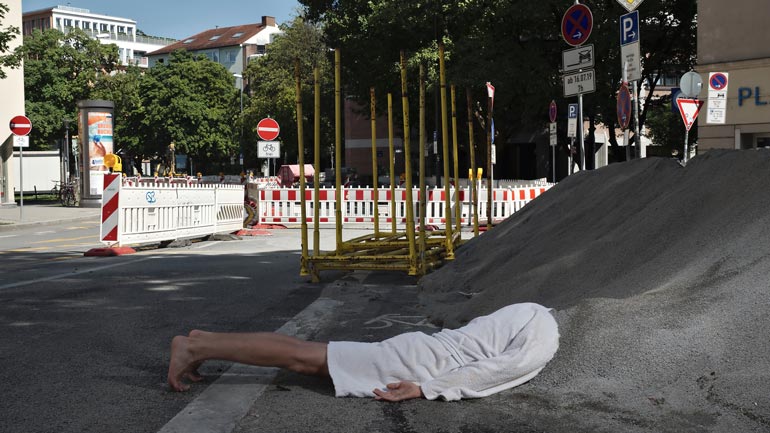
[186,330,206,382]
[168,335,197,392]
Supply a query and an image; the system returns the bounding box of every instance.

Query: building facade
[1,0,24,206]
[696,0,770,150]
[22,4,176,68]
[146,16,281,79]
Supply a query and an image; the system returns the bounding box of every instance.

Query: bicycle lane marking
[157,297,344,433]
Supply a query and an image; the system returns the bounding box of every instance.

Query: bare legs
[168,330,329,392]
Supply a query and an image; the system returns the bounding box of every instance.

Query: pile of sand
[419,149,770,432]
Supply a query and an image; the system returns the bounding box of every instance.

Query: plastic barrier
[255,185,552,228]
[99,175,244,247]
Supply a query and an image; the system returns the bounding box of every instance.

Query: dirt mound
[419,149,770,432]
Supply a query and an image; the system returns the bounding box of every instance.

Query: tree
[22,28,119,149]
[244,17,334,172]
[0,3,21,79]
[136,51,240,174]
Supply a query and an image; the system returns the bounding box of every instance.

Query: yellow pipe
[400,50,417,275]
[418,64,427,274]
[370,87,380,235]
[387,93,396,234]
[466,88,479,237]
[334,49,342,252]
[451,84,461,235]
[438,43,454,260]
[295,60,309,276]
[313,67,321,254]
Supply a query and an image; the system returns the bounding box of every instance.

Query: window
[63,18,72,28]
[256,45,266,55]
[209,35,222,41]
[56,18,61,29]
[232,32,244,38]
[226,51,238,63]
[184,38,195,44]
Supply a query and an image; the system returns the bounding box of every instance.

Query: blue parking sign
[620,11,639,46]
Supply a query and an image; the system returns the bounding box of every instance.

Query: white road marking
[157,297,343,433]
[0,256,156,291]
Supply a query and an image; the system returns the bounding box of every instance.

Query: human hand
[373,381,424,402]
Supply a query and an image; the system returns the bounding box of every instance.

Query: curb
[84,246,137,257]
[0,214,100,233]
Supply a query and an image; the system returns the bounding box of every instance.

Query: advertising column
[77,100,115,207]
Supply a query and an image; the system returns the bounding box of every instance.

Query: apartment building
[22,4,176,68]
[146,16,281,79]
[1,0,24,206]
[697,0,770,150]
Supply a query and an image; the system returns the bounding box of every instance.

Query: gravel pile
[419,149,770,432]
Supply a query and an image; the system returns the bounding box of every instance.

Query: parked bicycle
[51,180,78,206]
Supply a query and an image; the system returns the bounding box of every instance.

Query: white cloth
[327,303,559,401]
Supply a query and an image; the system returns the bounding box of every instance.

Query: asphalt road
[0,229,344,433]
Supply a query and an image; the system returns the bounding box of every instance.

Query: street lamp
[233,73,244,172]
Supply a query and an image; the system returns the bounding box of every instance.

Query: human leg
[168,330,328,392]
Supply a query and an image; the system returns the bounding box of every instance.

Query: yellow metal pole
[487,84,493,232]
[419,64,427,273]
[451,84,461,235]
[466,88,479,237]
[438,43,454,260]
[295,60,309,276]
[334,49,343,253]
[370,87,380,235]
[400,51,417,275]
[387,93,396,234]
[314,67,321,255]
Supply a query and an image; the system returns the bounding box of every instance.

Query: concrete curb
[0,214,100,233]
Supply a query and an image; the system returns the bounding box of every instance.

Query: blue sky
[21,0,302,39]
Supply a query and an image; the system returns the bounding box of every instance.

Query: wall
[0,0,25,205]
[12,151,59,193]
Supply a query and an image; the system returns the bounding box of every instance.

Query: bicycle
[59,181,78,206]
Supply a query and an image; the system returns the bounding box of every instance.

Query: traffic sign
[562,44,594,73]
[9,115,32,136]
[567,104,578,138]
[258,140,280,158]
[707,72,729,125]
[562,4,593,47]
[549,100,557,123]
[549,122,557,147]
[620,11,639,46]
[621,42,641,82]
[563,69,595,97]
[676,98,704,131]
[257,117,280,141]
[679,72,703,98]
[617,82,632,130]
[709,72,728,91]
[617,0,644,12]
[13,135,29,148]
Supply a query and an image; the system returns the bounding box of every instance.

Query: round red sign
[9,115,32,136]
[561,4,593,47]
[257,117,280,141]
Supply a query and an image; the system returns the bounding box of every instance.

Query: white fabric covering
[327,303,559,401]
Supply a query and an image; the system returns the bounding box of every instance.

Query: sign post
[9,115,32,220]
[257,117,281,175]
[549,101,557,182]
[561,2,594,172]
[676,98,704,165]
[707,72,729,124]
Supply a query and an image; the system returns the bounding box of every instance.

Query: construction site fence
[101,176,244,246]
[250,185,554,228]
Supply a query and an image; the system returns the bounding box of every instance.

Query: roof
[147,23,265,56]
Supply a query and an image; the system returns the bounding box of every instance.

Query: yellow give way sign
[617,0,644,12]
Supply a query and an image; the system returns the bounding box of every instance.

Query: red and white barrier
[100,174,121,243]
[255,185,553,228]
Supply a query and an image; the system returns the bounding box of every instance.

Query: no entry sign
[562,4,593,47]
[257,117,280,141]
[9,115,32,136]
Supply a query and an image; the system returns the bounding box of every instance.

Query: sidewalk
[0,201,100,232]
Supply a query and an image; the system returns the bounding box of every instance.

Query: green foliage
[136,51,240,171]
[91,65,144,155]
[299,0,697,168]
[22,28,119,149]
[244,17,334,168]
[0,3,22,79]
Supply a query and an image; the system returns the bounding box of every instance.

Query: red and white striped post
[100,174,121,244]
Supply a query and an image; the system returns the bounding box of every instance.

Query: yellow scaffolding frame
[297,48,470,282]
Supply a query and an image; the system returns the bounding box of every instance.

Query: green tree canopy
[22,28,119,149]
[136,51,240,173]
[0,3,21,79]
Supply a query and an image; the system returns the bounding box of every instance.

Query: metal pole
[451,85,461,234]
[387,93,396,234]
[578,94,584,170]
[552,141,556,182]
[419,65,427,273]
[486,90,493,230]
[313,67,321,256]
[438,43,454,259]
[633,80,642,159]
[334,49,343,253]
[466,88,479,237]
[370,87,380,235]
[399,51,417,276]
[19,145,24,221]
[683,128,690,166]
[295,60,309,276]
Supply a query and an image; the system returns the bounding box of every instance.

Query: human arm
[373,381,424,402]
